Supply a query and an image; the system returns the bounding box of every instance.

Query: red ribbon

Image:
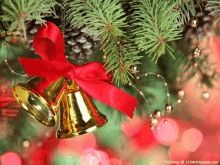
[18,22,137,118]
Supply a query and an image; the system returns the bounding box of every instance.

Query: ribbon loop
[19,22,137,118]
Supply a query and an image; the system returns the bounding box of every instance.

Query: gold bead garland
[176,16,218,102]
[3,44,28,77]
[189,16,217,101]
[3,43,82,76]
[128,72,173,129]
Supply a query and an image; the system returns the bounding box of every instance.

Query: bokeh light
[169,141,190,161]
[146,146,169,165]
[80,148,109,165]
[204,104,220,126]
[31,148,51,165]
[1,152,22,165]
[109,158,123,165]
[57,133,97,155]
[181,128,203,152]
[121,116,144,137]
[130,122,158,153]
[203,152,219,161]
[152,118,179,145]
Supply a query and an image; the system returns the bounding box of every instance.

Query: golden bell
[57,81,108,139]
[12,77,67,127]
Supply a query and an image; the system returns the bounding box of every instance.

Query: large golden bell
[57,81,108,139]
[12,77,67,127]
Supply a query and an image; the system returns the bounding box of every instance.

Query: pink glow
[169,141,190,161]
[121,116,144,137]
[134,124,156,147]
[57,133,97,154]
[181,128,203,152]
[152,118,179,145]
[146,147,169,164]
[109,158,123,165]
[129,122,158,154]
[204,104,220,126]
[181,31,220,126]
[1,152,22,165]
[81,148,109,165]
[74,133,97,153]
[31,148,51,165]
[203,152,219,161]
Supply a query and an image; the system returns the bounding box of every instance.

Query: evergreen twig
[206,0,220,17]
[172,0,201,23]
[65,0,141,84]
[131,0,183,62]
[0,0,59,40]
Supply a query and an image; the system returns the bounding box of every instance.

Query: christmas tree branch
[66,0,141,84]
[0,0,59,40]
[172,0,201,23]
[206,0,220,16]
[131,0,183,62]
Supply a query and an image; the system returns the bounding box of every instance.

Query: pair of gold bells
[12,77,108,139]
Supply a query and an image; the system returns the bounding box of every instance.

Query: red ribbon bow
[18,22,137,118]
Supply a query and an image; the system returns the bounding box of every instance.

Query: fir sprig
[172,0,201,23]
[0,0,59,40]
[66,0,142,84]
[131,0,182,62]
[206,0,220,16]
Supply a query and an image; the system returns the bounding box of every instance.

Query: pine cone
[26,13,100,63]
[183,1,215,40]
[64,23,100,62]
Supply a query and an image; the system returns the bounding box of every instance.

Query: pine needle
[206,0,220,24]
[66,0,142,84]
[0,0,59,40]
[131,0,182,61]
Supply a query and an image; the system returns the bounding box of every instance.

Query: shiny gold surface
[57,81,108,139]
[12,77,67,127]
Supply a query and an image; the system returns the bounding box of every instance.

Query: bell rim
[56,117,108,139]
[12,83,57,127]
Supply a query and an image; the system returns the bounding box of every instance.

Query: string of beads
[128,67,177,130]
[3,44,28,77]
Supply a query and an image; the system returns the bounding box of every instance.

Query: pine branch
[172,0,201,23]
[0,24,3,32]
[131,0,183,62]
[206,0,220,16]
[65,0,142,84]
[0,3,5,32]
[0,0,59,40]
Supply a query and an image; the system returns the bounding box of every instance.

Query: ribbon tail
[74,79,137,118]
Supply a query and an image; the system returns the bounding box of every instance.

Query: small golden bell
[13,77,68,127]
[57,80,108,139]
